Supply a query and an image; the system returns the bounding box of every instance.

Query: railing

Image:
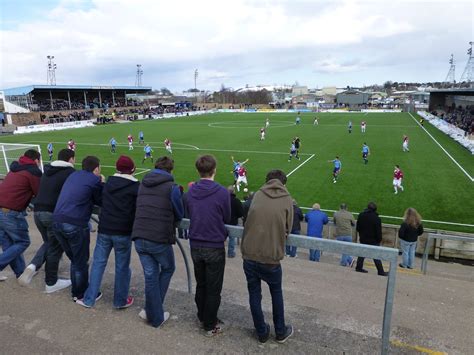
[421,233,474,274]
[176,218,398,355]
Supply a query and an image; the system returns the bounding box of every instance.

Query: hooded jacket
[356,208,382,245]
[398,222,424,243]
[33,161,76,212]
[132,169,183,244]
[0,156,42,211]
[241,179,293,264]
[98,174,140,236]
[186,179,231,249]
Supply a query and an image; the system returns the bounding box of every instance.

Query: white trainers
[139,309,170,327]
[0,275,7,282]
[45,279,72,294]
[18,264,37,286]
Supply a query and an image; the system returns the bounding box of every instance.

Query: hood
[105,175,139,193]
[10,156,42,177]
[44,161,75,177]
[260,179,290,199]
[189,179,222,200]
[363,208,378,215]
[141,169,173,188]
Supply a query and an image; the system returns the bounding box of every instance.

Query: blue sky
[1,0,473,92]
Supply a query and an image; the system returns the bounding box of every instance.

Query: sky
[0,0,473,92]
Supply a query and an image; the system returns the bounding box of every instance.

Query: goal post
[0,143,43,179]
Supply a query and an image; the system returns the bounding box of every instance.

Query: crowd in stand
[433,105,474,134]
[0,149,424,344]
[32,99,142,112]
[41,110,94,124]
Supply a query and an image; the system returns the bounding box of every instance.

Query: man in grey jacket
[333,203,355,267]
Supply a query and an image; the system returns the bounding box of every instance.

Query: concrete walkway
[0,215,472,354]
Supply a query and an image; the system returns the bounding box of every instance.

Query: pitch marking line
[133,169,151,176]
[391,339,447,354]
[287,154,316,177]
[409,113,473,182]
[72,163,149,175]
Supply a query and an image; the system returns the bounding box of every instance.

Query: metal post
[381,259,397,354]
[99,90,102,108]
[175,236,192,294]
[124,91,127,106]
[67,91,71,110]
[83,91,88,109]
[1,146,10,173]
[421,236,432,274]
[49,90,54,110]
[112,91,116,106]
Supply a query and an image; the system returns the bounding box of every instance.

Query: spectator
[355,202,388,276]
[241,169,294,344]
[0,150,42,281]
[76,156,140,309]
[227,185,244,258]
[53,156,104,300]
[285,199,303,258]
[132,156,183,327]
[305,203,329,262]
[186,155,231,337]
[333,203,356,267]
[18,149,75,292]
[242,191,255,225]
[398,208,424,269]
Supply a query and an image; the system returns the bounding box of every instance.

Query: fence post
[381,259,397,354]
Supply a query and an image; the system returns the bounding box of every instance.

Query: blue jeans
[135,238,175,327]
[309,235,322,262]
[0,210,30,277]
[83,233,132,307]
[336,236,353,266]
[228,236,236,257]
[53,222,90,299]
[285,230,300,257]
[243,260,286,337]
[400,239,417,268]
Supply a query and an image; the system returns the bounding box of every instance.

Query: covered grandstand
[429,88,474,134]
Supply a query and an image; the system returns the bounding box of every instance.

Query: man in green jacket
[241,169,294,344]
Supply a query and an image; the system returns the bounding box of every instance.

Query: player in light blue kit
[362,143,370,164]
[348,120,352,134]
[328,156,342,183]
[47,142,54,161]
[142,144,154,164]
[109,137,117,153]
[139,131,144,145]
[296,116,301,125]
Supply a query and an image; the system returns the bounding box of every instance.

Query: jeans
[0,210,30,277]
[228,236,236,257]
[400,239,417,268]
[83,233,132,307]
[309,235,322,262]
[53,222,90,298]
[33,212,65,285]
[191,247,225,331]
[243,260,286,337]
[336,236,353,266]
[135,238,175,327]
[285,230,299,257]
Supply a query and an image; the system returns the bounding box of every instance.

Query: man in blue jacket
[53,156,104,301]
[132,156,183,327]
[305,203,328,262]
[186,155,231,337]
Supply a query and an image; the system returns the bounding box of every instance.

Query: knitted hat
[116,155,136,174]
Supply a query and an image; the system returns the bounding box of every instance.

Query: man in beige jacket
[241,169,294,344]
[333,203,356,267]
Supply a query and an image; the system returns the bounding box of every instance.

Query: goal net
[0,143,44,179]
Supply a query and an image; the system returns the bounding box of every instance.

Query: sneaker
[139,310,170,327]
[258,323,271,344]
[399,263,406,269]
[378,272,389,277]
[138,309,147,320]
[333,180,337,184]
[0,275,7,282]
[45,279,72,293]
[73,292,102,303]
[349,259,356,268]
[355,268,368,273]
[205,325,223,337]
[18,264,37,286]
[117,296,134,309]
[275,325,294,343]
[75,299,91,308]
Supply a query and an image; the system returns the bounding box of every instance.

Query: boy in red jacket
[0,149,42,280]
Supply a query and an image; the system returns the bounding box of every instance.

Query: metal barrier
[421,233,474,274]
[177,218,398,355]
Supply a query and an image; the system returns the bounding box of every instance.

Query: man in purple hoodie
[186,155,231,337]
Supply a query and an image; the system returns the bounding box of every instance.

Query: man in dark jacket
[53,156,104,300]
[355,202,387,276]
[0,149,42,280]
[227,185,243,258]
[186,155,231,337]
[77,155,140,309]
[18,149,75,293]
[285,199,303,258]
[132,156,183,327]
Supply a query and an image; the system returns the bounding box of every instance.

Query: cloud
[0,0,472,90]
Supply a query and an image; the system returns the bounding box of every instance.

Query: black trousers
[191,247,225,331]
[356,257,385,274]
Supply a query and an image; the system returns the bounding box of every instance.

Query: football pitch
[1,112,473,233]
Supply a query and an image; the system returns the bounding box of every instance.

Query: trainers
[45,279,71,294]
[138,309,147,320]
[117,296,134,309]
[75,299,91,308]
[399,263,407,269]
[73,292,102,303]
[258,323,271,344]
[139,310,170,327]
[0,275,7,282]
[18,264,37,286]
[349,259,356,268]
[205,325,223,337]
[275,325,294,343]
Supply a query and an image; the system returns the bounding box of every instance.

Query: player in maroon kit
[235,165,248,192]
[361,121,366,133]
[127,134,134,150]
[164,138,172,153]
[402,135,409,152]
[393,165,404,194]
[260,127,266,140]
[67,139,76,151]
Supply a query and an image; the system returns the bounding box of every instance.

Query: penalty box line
[287,154,316,177]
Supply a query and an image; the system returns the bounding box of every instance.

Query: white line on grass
[408,113,473,182]
[133,169,151,176]
[299,206,474,228]
[287,154,316,177]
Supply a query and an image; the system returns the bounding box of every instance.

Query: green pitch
[1,112,473,233]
